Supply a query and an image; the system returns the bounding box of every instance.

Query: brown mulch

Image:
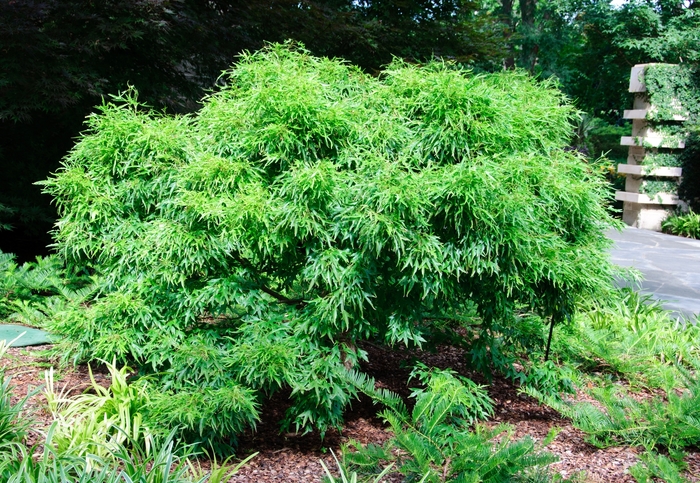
[2,343,699,482]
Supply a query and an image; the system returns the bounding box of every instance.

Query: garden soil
[3,343,699,483]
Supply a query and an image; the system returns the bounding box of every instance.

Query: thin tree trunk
[519,0,538,72]
[502,0,516,69]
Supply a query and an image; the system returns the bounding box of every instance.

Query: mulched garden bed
[3,343,699,482]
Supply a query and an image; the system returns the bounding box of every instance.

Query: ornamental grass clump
[41,43,617,442]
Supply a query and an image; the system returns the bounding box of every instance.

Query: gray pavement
[607,227,700,319]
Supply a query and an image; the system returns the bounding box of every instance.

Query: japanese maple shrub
[42,43,616,442]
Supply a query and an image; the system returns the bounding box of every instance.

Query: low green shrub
[40,43,617,441]
[0,340,32,469]
[528,367,700,452]
[526,290,700,458]
[0,249,92,325]
[1,429,234,483]
[630,452,691,483]
[662,211,700,239]
[145,382,260,451]
[321,450,396,483]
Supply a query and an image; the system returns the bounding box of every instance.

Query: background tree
[0,0,504,261]
[514,0,698,120]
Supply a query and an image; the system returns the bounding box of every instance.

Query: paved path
[607,227,700,319]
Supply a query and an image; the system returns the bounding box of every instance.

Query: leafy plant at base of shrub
[145,382,260,451]
[662,211,700,239]
[549,288,700,390]
[527,378,700,452]
[343,365,561,482]
[0,342,254,482]
[0,339,33,469]
[526,289,700,469]
[41,43,618,438]
[518,360,576,401]
[630,451,690,483]
[44,360,152,458]
[320,449,397,483]
[2,427,243,483]
[187,451,258,483]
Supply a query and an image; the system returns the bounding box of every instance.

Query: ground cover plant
[0,337,252,482]
[526,290,700,481]
[36,42,619,447]
[662,211,700,239]
[337,364,564,482]
[0,250,92,325]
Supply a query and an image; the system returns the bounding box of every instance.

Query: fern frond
[342,368,408,417]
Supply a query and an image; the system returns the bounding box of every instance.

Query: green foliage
[510,0,698,128]
[638,125,687,150]
[641,152,683,168]
[519,360,576,401]
[521,0,642,122]
[320,450,397,483]
[530,363,700,452]
[41,43,617,439]
[0,203,12,232]
[639,179,679,200]
[550,288,700,390]
[662,211,700,239]
[145,383,260,450]
[643,64,700,210]
[586,122,630,163]
[0,0,506,121]
[2,428,234,483]
[0,250,92,323]
[569,117,628,195]
[644,65,696,122]
[44,357,258,459]
[622,9,700,64]
[680,131,700,211]
[527,290,700,458]
[0,343,253,483]
[44,361,152,458]
[0,340,31,466]
[342,365,560,482]
[630,452,691,483]
[0,0,507,261]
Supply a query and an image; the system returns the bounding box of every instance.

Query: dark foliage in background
[0,0,505,261]
[1,0,697,260]
[680,132,700,212]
